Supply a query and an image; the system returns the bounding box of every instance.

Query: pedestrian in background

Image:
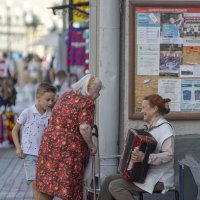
[43,56,56,84]
[17,55,31,88]
[12,82,57,200]
[36,74,102,200]
[56,70,70,96]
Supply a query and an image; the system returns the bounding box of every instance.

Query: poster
[160,13,184,44]
[137,13,160,44]
[180,65,200,77]
[183,46,200,65]
[137,44,160,75]
[159,44,183,76]
[158,79,181,111]
[183,13,200,46]
[181,79,200,111]
[133,7,200,114]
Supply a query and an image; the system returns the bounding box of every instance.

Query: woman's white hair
[71,74,102,96]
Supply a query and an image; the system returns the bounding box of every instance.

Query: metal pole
[62,0,67,33]
[92,155,96,200]
[67,0,73,86]
[179,162,184,200]
[68,0,73,26]
[61,0,67,71]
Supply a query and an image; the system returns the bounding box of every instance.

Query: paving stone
[0,148,62,200]
[0,148,31,200]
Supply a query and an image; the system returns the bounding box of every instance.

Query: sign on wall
[129,3,200,120]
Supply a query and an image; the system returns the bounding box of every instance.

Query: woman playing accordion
[98,94,175,200]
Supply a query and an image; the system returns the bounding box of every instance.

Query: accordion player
[118,128,157,183]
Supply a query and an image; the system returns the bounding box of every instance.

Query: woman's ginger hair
[71,74,102,96]
[144,94,171,115]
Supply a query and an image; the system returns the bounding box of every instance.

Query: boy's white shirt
[17,105,51,156]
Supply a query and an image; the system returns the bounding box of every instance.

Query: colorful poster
[134,7,200,113]
[183,46,200,65]
[137,13,160,27]
[181,79,200,111]
[160,13,184,44]
[183,13,200,46]
[137,44,160,75]
[159,44,183,76]
[158,79,181,111]
[137,13,160,44]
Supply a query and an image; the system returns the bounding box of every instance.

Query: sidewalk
[0,86,62,200]
[0,84,34,200]
[0,147,32,200]
[0,148,62,200]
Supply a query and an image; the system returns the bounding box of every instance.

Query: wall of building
[0,0,61,53]
[120,0,200,147]
[119,0,200,198]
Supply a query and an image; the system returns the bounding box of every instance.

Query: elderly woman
[36,74,102,200]
[99,94,175,200]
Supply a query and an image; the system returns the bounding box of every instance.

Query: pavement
[0,85,35,199]
[0,147,32,200]
[0,147,62,200]
[0,147,179,200]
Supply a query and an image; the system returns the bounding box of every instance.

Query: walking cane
[92,155,96,200]
[91,125,99,200]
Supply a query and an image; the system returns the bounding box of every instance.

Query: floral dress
[36,90,95,199]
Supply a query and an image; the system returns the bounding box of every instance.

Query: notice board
[129,1,200,120]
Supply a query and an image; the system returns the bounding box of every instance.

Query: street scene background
[0,0,89,199]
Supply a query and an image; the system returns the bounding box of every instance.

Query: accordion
[118,128,157,183]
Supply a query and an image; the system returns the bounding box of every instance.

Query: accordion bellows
[118,128,157,183]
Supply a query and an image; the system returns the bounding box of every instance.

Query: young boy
[12,82,56,200]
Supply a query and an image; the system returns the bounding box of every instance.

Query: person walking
[12,82,56,200]
[36,74,103,200]
[56,70,70,96]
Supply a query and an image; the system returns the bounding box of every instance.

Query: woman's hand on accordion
[131,147,145,163]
